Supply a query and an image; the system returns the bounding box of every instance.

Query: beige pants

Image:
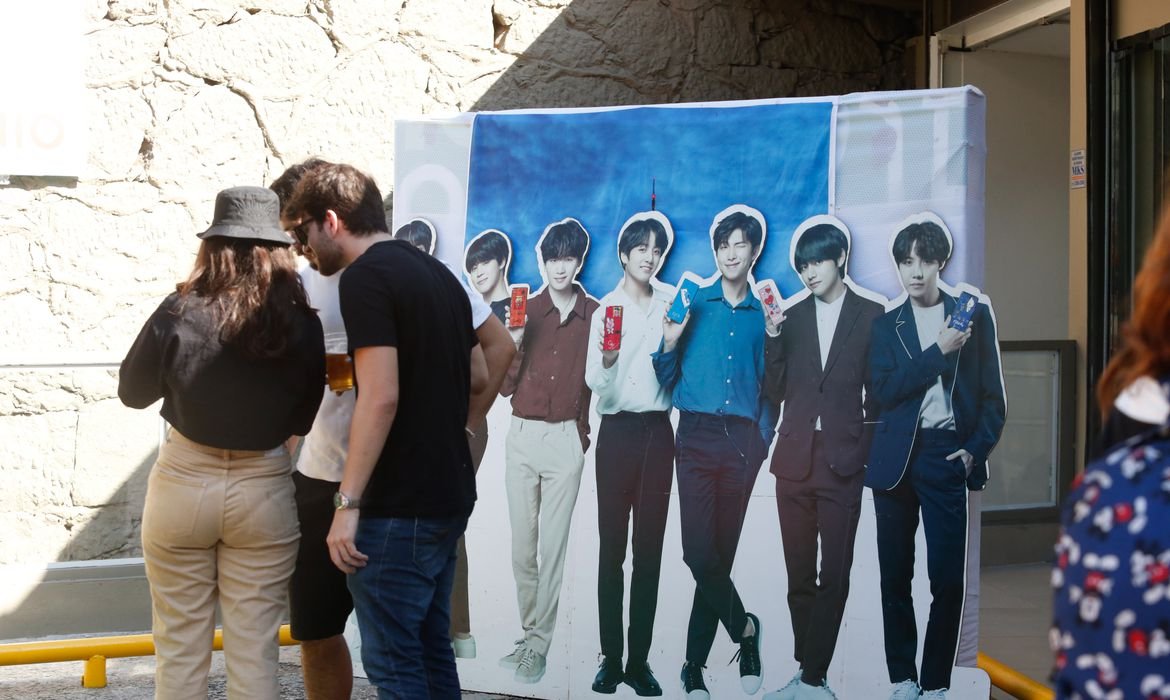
[505,416,585,656]
[142,430,299,700]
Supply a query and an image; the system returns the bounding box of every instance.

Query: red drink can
[603,305,623,351]
[508,286,528,328]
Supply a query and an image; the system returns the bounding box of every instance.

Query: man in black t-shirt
[286,163,488,699]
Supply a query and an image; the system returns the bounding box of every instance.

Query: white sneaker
[498,639,526,669]
[794,681,839,699]
[452,634,476,659]
[920,690,947,699]
[889,680,922,700]
[763,670,803,700]
[514,646,547,684]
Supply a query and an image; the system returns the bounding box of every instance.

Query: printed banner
[393,86,1000,699]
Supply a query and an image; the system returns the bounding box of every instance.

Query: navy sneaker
[738,612,763,694]
[680,661,710,700]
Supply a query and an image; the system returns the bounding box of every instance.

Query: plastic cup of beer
[324,332,354,393]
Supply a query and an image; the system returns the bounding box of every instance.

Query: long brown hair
[177,237,312,360]
[1098,203,1170,416]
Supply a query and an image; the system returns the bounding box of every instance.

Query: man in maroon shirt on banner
[498,218,599,684]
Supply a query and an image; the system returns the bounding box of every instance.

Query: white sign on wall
[0,2,86,177]
[1070,149,1086,190]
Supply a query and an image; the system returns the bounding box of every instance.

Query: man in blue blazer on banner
[865,217,1006,700]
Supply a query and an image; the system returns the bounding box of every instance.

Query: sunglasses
[290,219,314,247]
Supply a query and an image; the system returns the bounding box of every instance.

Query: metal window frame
[982,339,1078,526]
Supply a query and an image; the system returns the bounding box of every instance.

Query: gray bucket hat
[197,186,292,245]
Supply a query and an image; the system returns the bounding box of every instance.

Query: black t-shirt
[118,292,326,450]
[339,240,478,518]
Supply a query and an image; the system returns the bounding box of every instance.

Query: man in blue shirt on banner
[653,207,774,700]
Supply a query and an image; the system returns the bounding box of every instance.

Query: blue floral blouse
[1051,426,1170,698]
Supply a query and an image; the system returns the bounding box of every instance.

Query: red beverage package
[603,305,623,351]
[758,280,784,326]
[508,285,529,328]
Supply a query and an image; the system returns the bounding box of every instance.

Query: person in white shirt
[584,213,675,697]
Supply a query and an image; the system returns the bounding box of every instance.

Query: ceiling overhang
[936,0,1070,50]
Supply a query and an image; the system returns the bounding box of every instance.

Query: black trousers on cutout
[595,410,675,665]
[775,431,864,685]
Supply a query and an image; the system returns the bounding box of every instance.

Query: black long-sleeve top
[119,292,326,450]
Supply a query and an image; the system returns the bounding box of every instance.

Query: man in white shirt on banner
[584,214,675,697]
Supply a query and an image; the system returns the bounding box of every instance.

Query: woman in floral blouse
[1051,203,1170,698]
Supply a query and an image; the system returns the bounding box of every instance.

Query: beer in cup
[324,332,354,393]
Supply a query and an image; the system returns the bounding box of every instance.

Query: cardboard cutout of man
[392,216,514,660]
[584,212,676,696]
[498,218,599,684]
[866,214,1006,700]
[652,205,773,700]
[465,229,513,323]
[393,218,437,255]
[760,216,886,700]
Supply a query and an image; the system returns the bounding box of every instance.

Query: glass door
[1108,29,1170,352]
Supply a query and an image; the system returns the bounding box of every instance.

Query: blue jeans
[348,515,468,700]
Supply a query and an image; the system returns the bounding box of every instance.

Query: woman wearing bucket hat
[119,186,325,699]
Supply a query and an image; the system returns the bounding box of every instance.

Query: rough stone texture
[0,371,158,565]
[697,5,758,68]
[86,24,168,88]
[89,88,154,178]
[2,0,918,565]
[166,14,337,97]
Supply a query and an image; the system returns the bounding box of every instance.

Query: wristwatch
[333,491,361,511]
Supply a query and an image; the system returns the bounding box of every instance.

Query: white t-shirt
[296,268,355,482]
[295,259,492,483]
[813,291,846,431]
[912,301,955,431]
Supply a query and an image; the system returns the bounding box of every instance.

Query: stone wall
[0,0,917,565]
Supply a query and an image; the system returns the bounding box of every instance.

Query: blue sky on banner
[465,101,832,298]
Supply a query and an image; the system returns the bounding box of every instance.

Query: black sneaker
[624,660,663,697]
[592,656,623,694]
[680,661,710,700]
[739,612,762,694]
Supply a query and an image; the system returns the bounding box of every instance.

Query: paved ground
[0,644,516,699]
[0,563,1052,699]
[980,562,1054,699]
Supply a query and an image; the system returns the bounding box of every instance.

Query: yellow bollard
[977,652,1054,700]
[0,624,299,690]
[82,654,107,688]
